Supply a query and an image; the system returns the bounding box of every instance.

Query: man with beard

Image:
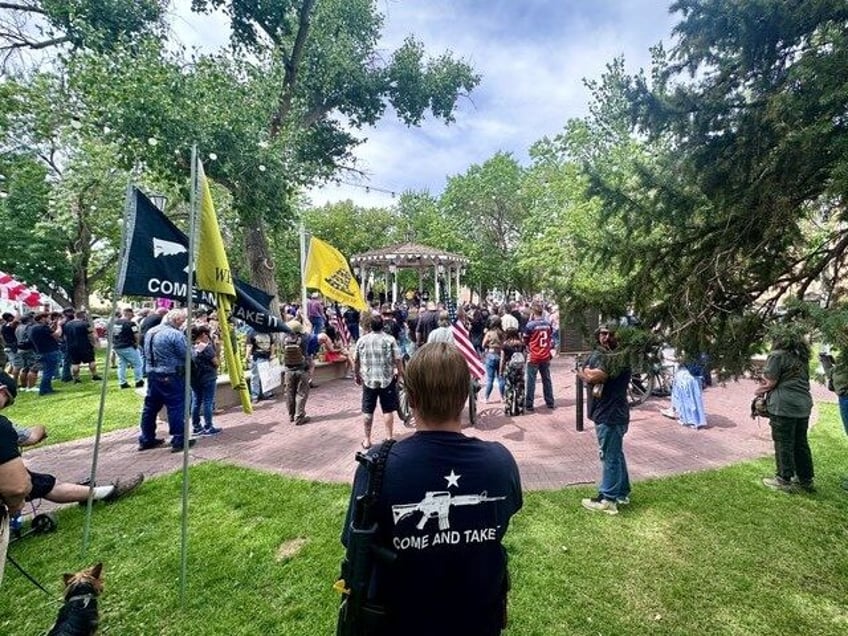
[576,321,632,515]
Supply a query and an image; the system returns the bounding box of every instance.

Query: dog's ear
[89,563,103,579]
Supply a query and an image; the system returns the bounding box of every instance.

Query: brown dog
[47,563,103,635]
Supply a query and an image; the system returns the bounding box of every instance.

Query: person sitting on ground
[0,371,143,513]
[340,342,523,635]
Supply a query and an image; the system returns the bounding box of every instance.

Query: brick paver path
[23,356,834,500]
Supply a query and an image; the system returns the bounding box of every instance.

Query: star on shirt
[444,469,461,488]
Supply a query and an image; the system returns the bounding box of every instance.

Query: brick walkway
[23,356,834,499]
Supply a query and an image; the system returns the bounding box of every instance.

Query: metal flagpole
[299,222,310,329]
[81,166,138,554]
[178,145,201,603]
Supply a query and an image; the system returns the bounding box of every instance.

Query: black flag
[117,188,287,332]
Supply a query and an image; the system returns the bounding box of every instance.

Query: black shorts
[26,471,56,500]
[361,379,399,415]
[68,346,95,365]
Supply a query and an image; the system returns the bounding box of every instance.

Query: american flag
[446,297,485,380]
[332,305,351,347]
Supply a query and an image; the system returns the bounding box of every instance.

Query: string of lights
[332,179,400,198]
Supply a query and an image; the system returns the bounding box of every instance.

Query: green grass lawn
[2,406,847,634]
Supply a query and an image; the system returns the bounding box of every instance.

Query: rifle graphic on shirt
[392,491,505,531]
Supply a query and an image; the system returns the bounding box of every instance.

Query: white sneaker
[581,496,618,515]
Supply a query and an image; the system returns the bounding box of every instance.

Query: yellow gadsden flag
[196,161,234,296]
[195,158,251,414]
[304,236,367,311]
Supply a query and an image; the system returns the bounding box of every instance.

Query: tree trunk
[71,266,89,310]
[243,215,282,318]
[71,199,92,310]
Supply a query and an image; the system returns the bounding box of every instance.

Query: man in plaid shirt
[354,314,404,449]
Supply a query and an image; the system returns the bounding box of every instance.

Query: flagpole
[81,167,137,555]
[299,222,309,328]
[178,145,201,604]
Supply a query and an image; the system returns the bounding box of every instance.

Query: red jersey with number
[523,319,553,364]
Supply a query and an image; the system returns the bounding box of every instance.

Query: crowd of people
[4,290,844,633]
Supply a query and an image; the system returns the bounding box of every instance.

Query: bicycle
[627,346,675,407]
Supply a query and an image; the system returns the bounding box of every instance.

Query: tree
[0,71,128,306]
[0,0,165,70]
[578,1,848,372]
[74,0,480,312]
[439,152,530,298]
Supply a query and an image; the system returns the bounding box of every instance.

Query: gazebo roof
[349,242,469,268]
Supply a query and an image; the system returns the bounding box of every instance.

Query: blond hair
[405,342,469,423]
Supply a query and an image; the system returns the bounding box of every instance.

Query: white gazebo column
[446,266,453,299]
[455,266,461,302]
[389,263,398,306]
[418,268,424,296]
[434,262,440,303]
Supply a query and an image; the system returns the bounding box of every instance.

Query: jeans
[139,372,186,447]
[838,395,848,437]
[484,353,504,400]
[60,344,72,382]
[309,315,325,334]
[38,350,61,395]
[768,415,814,484]
[595,421,631,501]
[115,347,143,385]
[191,376,217,431]
[525,360,554,408]
[250,357,271,400]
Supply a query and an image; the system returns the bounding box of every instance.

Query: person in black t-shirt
[113,307,144,389]
[138,307,166,376]
[341,343,523,636]
[576,321,632,515]
[28,312,62,396]
[62,311,101,383]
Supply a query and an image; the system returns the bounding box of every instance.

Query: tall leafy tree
[439,152,530,297]
[74,0,479,311]
[582,0,848,371]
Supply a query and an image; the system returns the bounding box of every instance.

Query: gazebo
[349,242,469,305]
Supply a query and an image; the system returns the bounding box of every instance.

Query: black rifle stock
[335,442,395,636]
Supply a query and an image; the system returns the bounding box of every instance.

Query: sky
[170,1,680,209]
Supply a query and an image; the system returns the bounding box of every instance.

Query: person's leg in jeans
[200,377,217,430]
[129,347,143,385]
[38,351,59,395]
[484,353,499,401]
[525,362,539,410]
[250,358,262,400]
[139,379,165,445]
[162,377,187,447]
[839,395,848,437]
[595,421,627,501]
[540,360,554,408]
[115,347,130,386]
[191,386,202,433]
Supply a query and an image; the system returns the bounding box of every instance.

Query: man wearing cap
[282,320,311,425]
[354,314,404,449]
[575,321,632,515]
[415,301,439,346]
